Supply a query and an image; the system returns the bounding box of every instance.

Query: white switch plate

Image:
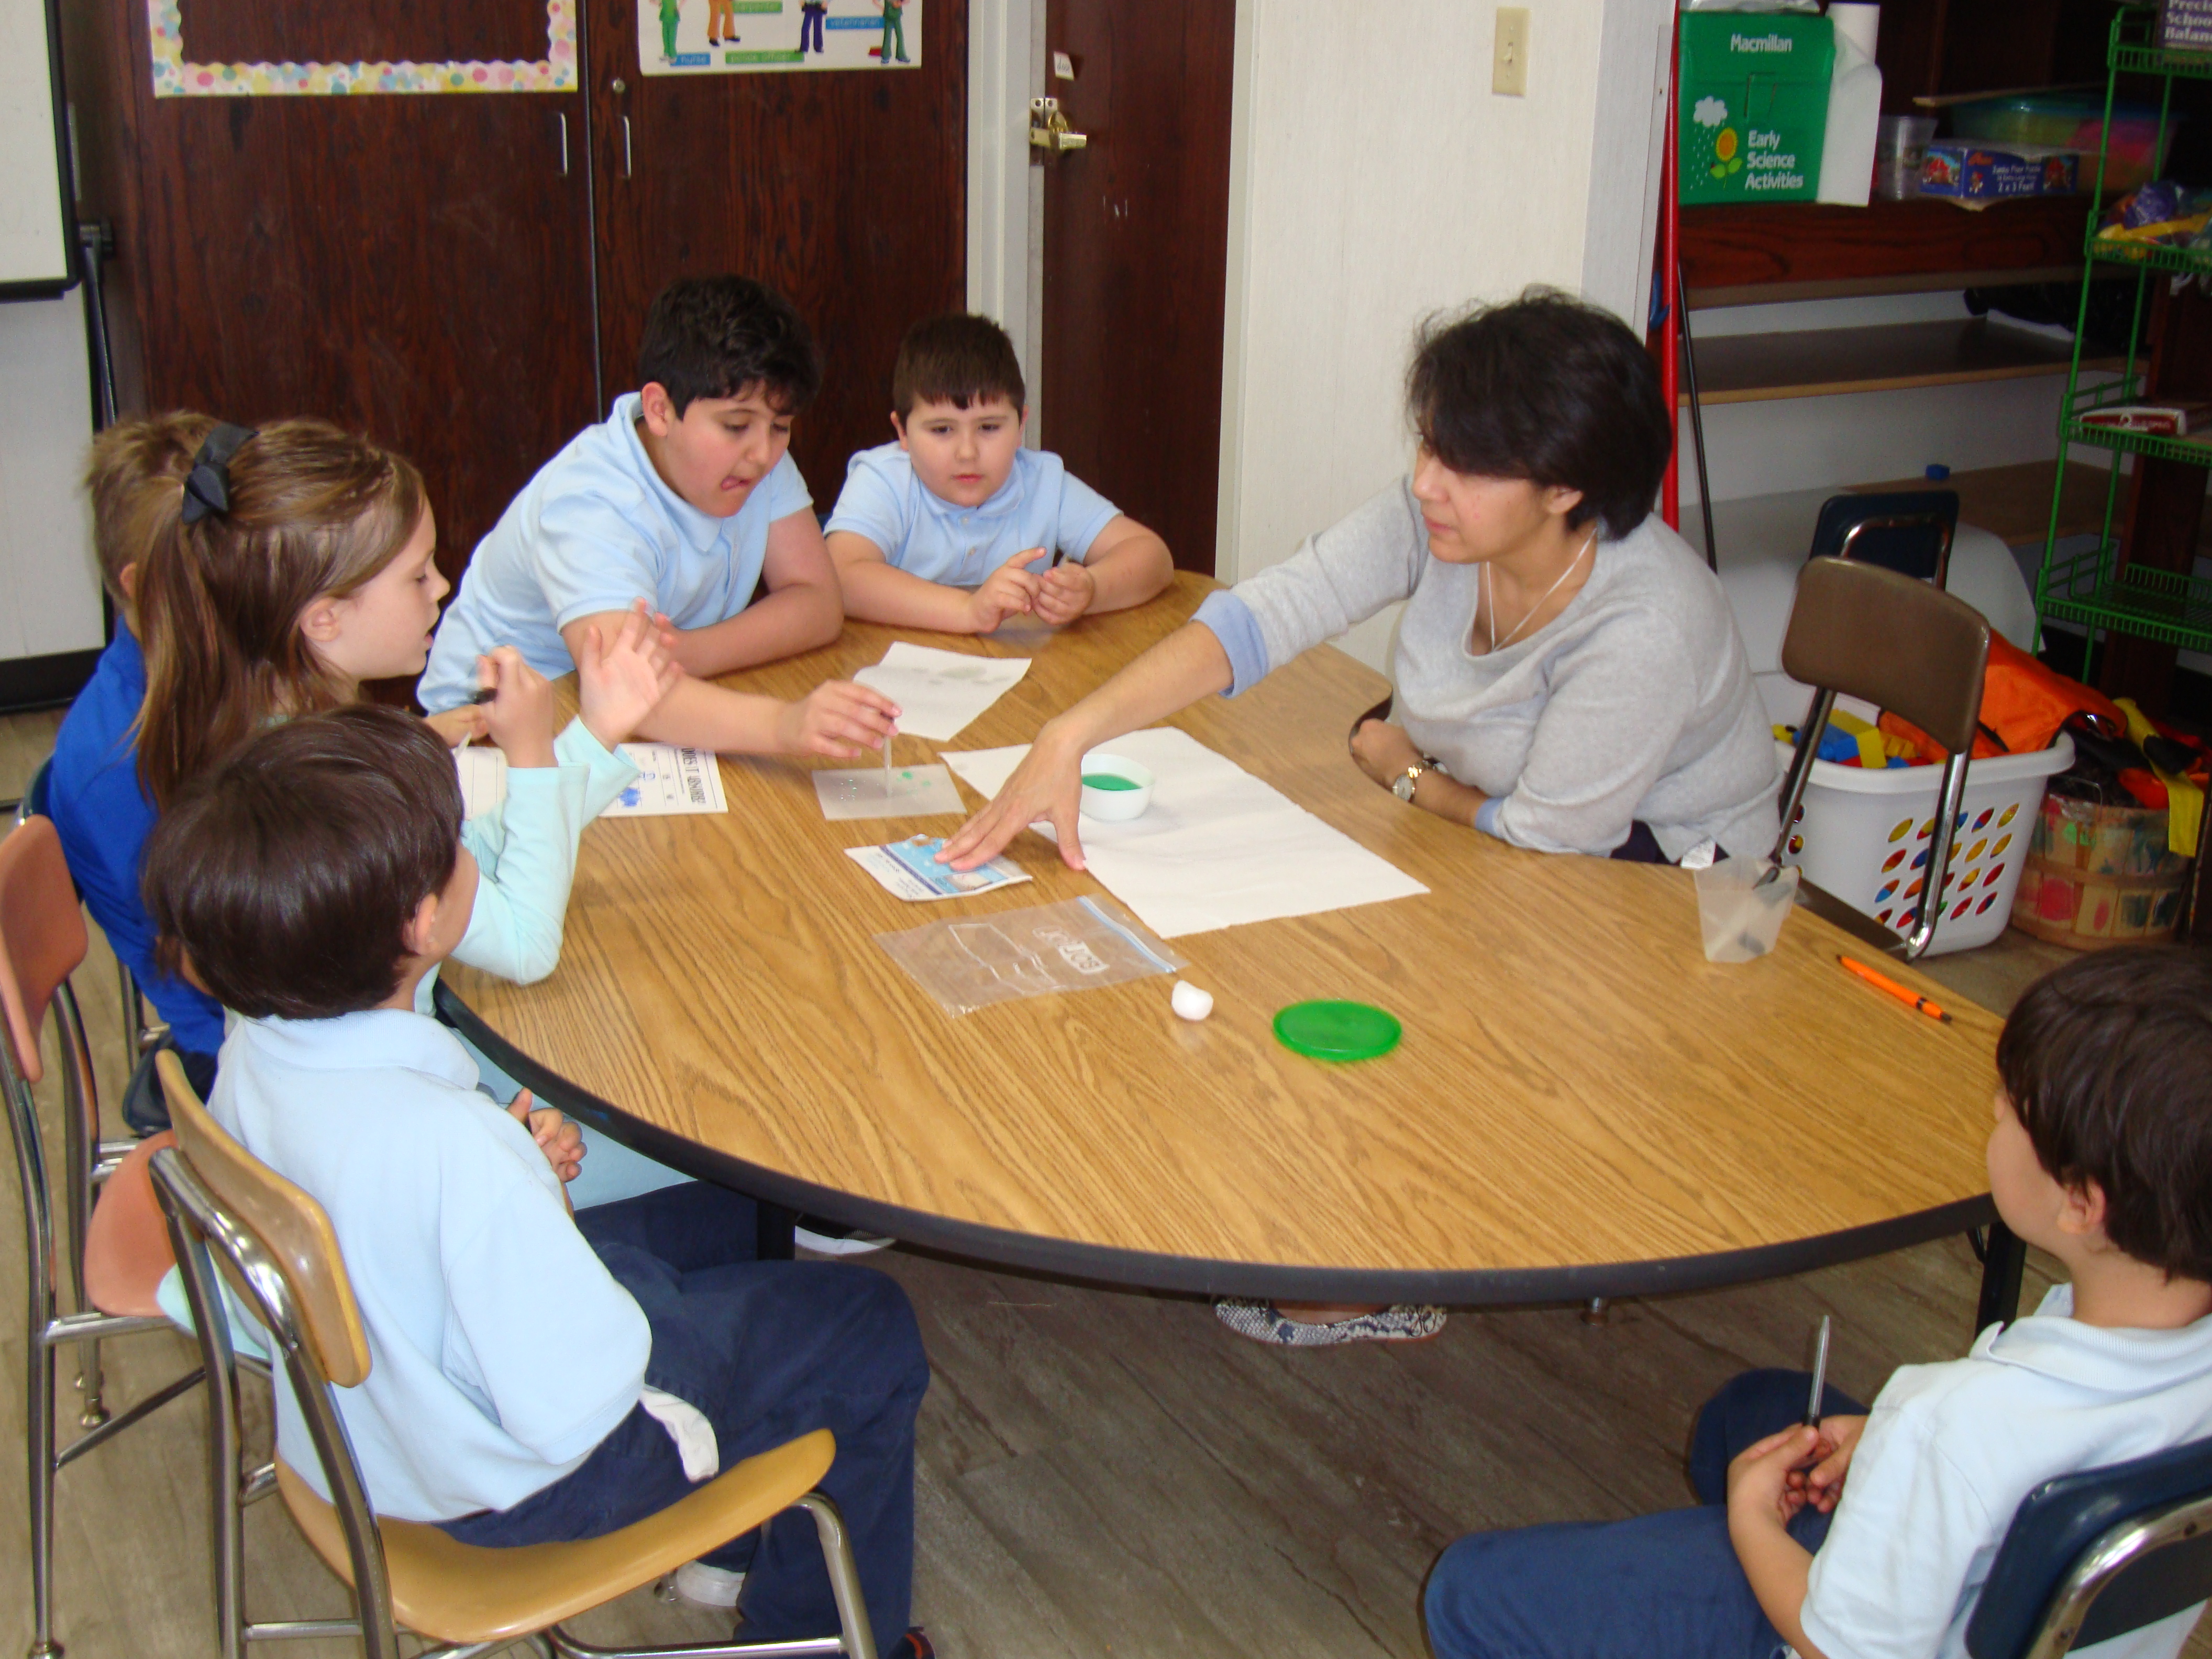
[1492,7,1529,96]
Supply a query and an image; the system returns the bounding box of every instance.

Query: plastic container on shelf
[1776,734,2075,955]
[2010,794,2193,948]
[1947,95,2177,191]
[1874,114,1937,200]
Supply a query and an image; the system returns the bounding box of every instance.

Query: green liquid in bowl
[1081,773,1143,791]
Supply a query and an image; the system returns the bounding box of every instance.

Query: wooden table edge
[437,979,1999,1309]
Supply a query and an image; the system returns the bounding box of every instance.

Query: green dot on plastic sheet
[1273,1000,1402,1062]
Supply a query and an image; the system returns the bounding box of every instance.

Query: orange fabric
[1877,636,2123,762]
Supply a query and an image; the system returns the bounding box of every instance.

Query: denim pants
[436,1183,930,1645]
[1424,1368,1867,1659]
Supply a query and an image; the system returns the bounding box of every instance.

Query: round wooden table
[443,575,2008,1309]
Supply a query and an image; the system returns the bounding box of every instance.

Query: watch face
[1392,772,1417,801]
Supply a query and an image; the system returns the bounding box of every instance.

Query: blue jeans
[436,1183,929,1645]
[1424,1368,1866,1659]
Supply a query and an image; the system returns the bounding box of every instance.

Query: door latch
[1028,96,1087,158]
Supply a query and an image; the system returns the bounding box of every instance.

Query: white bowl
[1078,751,1155,821]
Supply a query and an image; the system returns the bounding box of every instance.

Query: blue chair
[1967,1436,2212,1659]
[12,756,52,827]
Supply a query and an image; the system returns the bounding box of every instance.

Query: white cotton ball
[1171,980,1214,1022]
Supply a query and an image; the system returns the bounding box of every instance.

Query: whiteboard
[0,0,73,294]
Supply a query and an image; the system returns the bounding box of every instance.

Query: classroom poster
[638,0,920,76]
[148,0,578,96]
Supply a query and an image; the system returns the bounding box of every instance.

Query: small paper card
[455,742,728,821]
[853,642,1031,742]
[812,762,967,821]
[846,834,1032,902]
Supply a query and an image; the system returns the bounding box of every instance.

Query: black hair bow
[179,423,260,525]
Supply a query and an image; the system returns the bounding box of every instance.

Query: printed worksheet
[454,743,728,821]
[847,834,1032,902]
[853,642,1030,742]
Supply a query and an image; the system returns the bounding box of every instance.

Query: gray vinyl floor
[0,706,2195,1658]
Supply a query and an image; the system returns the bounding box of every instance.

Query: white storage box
[1777,734,2075,955]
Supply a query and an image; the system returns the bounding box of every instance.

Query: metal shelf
[2040,541,2212,651]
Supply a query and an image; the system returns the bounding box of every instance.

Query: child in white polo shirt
[826,312,1174,634]
[1424,946,2212,1659]
[142,706,933,1656]
[422,275,898,760]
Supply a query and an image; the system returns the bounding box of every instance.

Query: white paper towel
[1818,5,1884,206]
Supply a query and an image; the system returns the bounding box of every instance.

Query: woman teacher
[939,289,1779,1345]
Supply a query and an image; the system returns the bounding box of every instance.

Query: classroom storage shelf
[2032,3,2212,668]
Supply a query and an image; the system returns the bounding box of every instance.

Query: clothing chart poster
[639,0,919,75]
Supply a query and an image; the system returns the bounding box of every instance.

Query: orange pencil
[1837,955,1952,1023]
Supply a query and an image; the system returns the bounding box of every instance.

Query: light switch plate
[1492,7,1529,96]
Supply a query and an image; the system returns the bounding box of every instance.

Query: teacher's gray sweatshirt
[1193,480,1780,861]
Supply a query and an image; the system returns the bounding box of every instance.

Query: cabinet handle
[622,114,633,179]
[557,111,570,176]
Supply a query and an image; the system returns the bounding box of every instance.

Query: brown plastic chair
[0,817,203,1658]
[150,1049,879,1659]
[1772,558,1993,959]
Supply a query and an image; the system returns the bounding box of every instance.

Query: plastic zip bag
[875,895,1186,1016]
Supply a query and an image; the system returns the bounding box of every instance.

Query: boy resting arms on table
[826,312,1173,634]
[1423,946,2212,1659]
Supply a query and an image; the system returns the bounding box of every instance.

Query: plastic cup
[1695,858,1801,964]
[1078,751,1155,821]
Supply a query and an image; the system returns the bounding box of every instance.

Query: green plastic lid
[1272,1000,1401,1061]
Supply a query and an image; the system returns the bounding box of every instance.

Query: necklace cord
[1485,526,1598,653]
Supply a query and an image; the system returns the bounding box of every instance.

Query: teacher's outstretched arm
[938,621,1234,871]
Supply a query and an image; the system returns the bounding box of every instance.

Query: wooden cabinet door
[74,0,599,583]
[585,1,969,505]
[1038,0,1234,576]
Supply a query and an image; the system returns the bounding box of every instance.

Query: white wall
[1215,0,1673,669]
[0,289,101,667]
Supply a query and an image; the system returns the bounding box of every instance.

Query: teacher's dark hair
[1407,287,1673,539]
[1997,946,2212,1284]
[143,705,463,1022]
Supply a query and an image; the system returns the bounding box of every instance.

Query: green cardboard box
[1678,13,1833,204]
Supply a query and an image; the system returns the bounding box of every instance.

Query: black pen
[1804,1314,1832,1426]
[468,685,498,705]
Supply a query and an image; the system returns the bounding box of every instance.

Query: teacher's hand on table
[1350,717,1423,789]
[939,718,1089,872]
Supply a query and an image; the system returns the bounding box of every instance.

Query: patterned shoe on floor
[1213,1299,1447,1346]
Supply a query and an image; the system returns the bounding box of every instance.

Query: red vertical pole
[1659,12,1681,531]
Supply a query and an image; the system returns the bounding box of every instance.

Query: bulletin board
[0,0,75,296]
[639,0,920,76]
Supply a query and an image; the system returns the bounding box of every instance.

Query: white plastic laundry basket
[1777,734,2075,956]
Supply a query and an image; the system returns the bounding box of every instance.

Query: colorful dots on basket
[1876,881,1899,905]
[1915,819,1934,841]
[1985,865,2005,888]
[1906,877,1926,898]
[1888,818,1914,843]
[1875,908,1893,926]
[1951,898,1975,921]
[1788,832,1805,855]
[1911,849,1929,869]
[1973,808,1995,832]
[1992,832,2012,858]
[1883,849,1908,873]
[1966,838,1987,861]
[1977,893,1999,914]
[1998,803,2018,828]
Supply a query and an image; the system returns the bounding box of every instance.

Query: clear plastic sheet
[875,896,1186,1015]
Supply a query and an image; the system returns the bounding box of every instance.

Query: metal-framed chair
[149,1048,880,1659]
[1966,1435,2212,1659]
[0,815,203,1658]
[1810,489,1961,588]
[13,755,168,1085]
[1772,557,1993,960]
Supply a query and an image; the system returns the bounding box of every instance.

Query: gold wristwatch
[1391,758,1441,802]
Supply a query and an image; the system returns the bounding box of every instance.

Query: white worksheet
[853,642,1030,742]
[455,742,729,821]
[941,727,1428,938]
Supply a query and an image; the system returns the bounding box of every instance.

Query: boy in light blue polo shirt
[826,312,1174,634]
[142,707,931,1656]
[423,276,898,760]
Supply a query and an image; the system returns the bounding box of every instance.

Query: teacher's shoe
[1214,1300,1446,1346]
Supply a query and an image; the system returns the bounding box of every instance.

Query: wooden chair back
[155,1050,371,1388]
[0,817,89,1088]
[1780,557,1990,757]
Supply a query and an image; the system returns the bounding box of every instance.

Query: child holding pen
[1423,946,2212,1659]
